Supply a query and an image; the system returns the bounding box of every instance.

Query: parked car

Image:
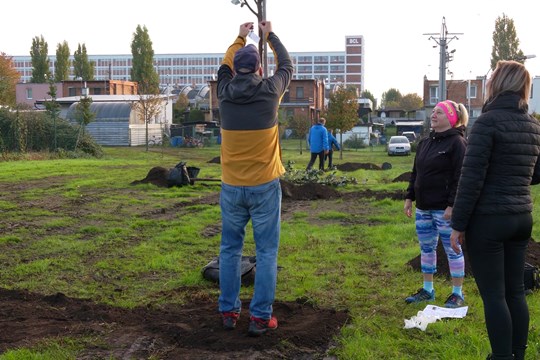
[387,135,411,156]
[401,131,417,142]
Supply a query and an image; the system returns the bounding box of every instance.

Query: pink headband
[436,101,458,127]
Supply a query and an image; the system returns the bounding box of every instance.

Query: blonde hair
[446,100,469,127]
[486,60,531,110]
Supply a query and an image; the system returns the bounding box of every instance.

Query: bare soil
[2,161,539,359]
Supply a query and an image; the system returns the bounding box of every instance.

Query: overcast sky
[2,0,538,100]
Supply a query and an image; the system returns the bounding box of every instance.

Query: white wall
[337,126,372,145]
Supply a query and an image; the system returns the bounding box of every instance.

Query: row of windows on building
[428,85,478,105]
[13,54,354,70]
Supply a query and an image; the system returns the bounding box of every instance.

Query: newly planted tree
[325,86,359,159]
[44,77,60,150]
[75,96,95,148]
[288,113,310,154]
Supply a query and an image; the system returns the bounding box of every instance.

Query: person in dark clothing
[404,99,469,308]
[325,128,340,169]
[217,20,293,337]
[306,118,329,171]
[450,61,540,360]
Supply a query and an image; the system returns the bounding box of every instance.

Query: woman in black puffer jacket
[451,61,540,360]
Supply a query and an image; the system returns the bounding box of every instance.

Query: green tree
[73,43,95,81]
[173,93,189,124]
[0,53,20,107]
[490,13,524,71]
[325,85,359,158]
[288,113,311,154]
[399,93,423,118]
[55,41,71,82]
[131,25,159,94]
[361,90,377,110]
[381,88,402,109]
[44,77,60,150]
[188,108,205,121]
[30,35,50,83]
[75,96,95,148]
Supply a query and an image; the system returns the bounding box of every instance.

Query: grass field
[0,141,538,359]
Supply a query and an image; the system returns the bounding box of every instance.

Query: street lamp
[513,54,536,61]
[230,0,268,78]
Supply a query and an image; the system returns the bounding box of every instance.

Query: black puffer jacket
[451,92,540,231]
[406,126,467,210]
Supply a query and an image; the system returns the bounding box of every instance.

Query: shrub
[343,134,367,149]
[282,161,357,187]
[0,109,103,158]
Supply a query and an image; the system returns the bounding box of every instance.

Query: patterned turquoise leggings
[415,209,465,278]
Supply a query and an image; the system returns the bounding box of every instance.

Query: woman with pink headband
[404,99,469,308]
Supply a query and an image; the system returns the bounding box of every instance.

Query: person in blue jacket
[325,128,340,169]
[306,117,329,171]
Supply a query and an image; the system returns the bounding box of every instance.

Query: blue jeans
[218,178,281,319]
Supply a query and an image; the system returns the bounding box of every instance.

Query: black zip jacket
[406,126,467,210]
[452,92,540,231]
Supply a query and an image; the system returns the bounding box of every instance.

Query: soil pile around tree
[0,288,349,359]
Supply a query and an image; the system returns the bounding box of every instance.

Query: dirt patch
[5,154,540,359]
[336,162,382,171]
[0,288,349,359]
[131,166,170,188]
[407,238,540,278]
[393,172,412,183]
[280,180,342,201]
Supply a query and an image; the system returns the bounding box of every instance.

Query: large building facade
[11,35,364,95]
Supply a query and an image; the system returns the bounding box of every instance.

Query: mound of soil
[393,172,412,183]
[407,238,540,278]
[280,180,342,201]
[130,166,170,188]
[336,162,382,171]
[0,288,349,359]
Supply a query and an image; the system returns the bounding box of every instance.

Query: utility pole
[424,17,462,102]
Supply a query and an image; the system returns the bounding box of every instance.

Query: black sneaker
[221,312,240,330]
[247,315,278,336]
[405,288,435,304]
[444,293,465,308]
